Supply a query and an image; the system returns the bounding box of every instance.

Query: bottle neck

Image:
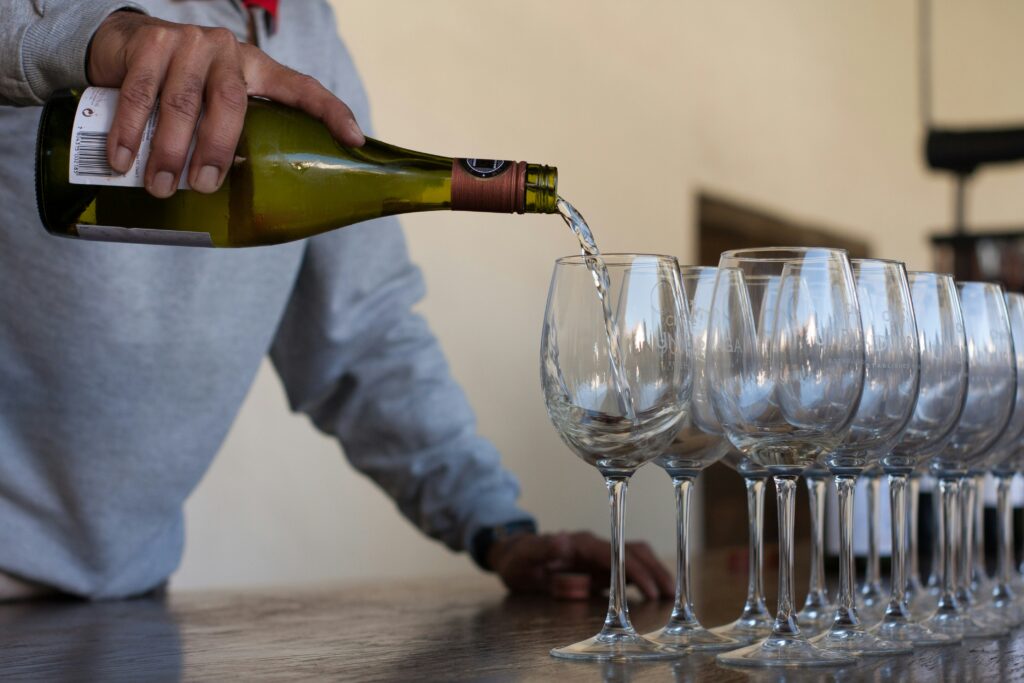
[450,159,557,214]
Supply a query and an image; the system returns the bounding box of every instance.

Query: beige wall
[173,0,1024,589]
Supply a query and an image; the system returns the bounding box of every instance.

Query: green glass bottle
[36,88,557,247]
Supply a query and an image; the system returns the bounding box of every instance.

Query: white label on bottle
[75,224,214,247]
[69,87,195,189]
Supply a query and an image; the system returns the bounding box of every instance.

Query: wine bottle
[35,88,558,247]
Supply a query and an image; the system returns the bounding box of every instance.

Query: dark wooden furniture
[0,548,1017,681]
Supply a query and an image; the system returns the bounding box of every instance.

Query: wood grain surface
[0,547,1020,681]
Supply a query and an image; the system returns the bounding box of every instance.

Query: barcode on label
[73,131,114,178]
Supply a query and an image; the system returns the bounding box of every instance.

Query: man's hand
[488,532,674,601]
[86,11,365,198]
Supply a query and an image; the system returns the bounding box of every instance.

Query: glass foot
[923,610,1009,639]
[855,596,886,627]
[870,618,961,646]
[796,603,836,636]
[984,600,1024,628]
[910,590,939,619]
[710,614,774,645]
[715,635,858,668]
[810,625,913,656]
[550,631,678,662]
[644,624,740,652]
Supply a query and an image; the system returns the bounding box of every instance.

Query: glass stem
[772,475,800,637]
[803,475,830,611]
[865,474,883,590]
[928,478,942,588]
[602,475,635,635]
[934,476,961,615]
[668,475,698,627]
[833,473,860,628]
[740,476,769,620]
[907,473,922,595]
[884,472,911,622]
[973,473,987,587]
[994,473,1017,605]
[958,476,976,606]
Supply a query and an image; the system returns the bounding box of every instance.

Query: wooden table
[0,549,1021,681]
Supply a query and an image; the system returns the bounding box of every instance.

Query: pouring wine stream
[556,198,637,422]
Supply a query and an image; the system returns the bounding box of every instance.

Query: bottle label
[69,87,195,189]
[460,159,509,178]
[75,224,214,247]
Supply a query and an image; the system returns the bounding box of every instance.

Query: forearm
[0,1,144,106]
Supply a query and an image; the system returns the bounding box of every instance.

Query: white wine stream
[556,198,636,421]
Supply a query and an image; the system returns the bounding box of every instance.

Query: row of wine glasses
[540,247,1024,667]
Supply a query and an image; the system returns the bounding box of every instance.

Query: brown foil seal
[451,159,527,214]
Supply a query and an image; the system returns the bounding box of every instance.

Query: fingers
[565,532,671,600]
[243,46,366,147]
[627,541,675,599]
[622,542,662,600]
[144,28,215,197]
[188,46,248,193]
[106,46,171,175]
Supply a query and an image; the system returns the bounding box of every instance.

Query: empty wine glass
[644,266,739,652]
[797,462,835,635]
[541,253,691,661]
[871,272,966,646]
[924,281,1016,640]
[810,258,918,657]
[970,292,1024,627]
[710,450,774,644]
[708,248,864,668]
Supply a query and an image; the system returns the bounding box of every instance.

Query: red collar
[242,0,279,34]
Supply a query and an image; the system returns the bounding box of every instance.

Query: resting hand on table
[487,531,673,601]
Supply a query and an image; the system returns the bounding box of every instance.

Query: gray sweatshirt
[0,0,531,599]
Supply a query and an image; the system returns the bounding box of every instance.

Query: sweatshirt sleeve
[269,222,535,554]
[271,1,533,557]
[0,1,146,106]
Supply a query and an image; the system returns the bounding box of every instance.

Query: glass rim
[907,270,954,279]
[719,246,849,262]
[554,253,680,267]
[679,264,717,275]
[850,257,906,267]
[955,279,1006,290]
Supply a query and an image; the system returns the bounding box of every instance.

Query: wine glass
[708,247,864,668]
[971,292,1024,627]
[797,462,835,635]
[923,281,1016,639]
[809,258,918,657]
[710,450,774,644]
[541,253,692,661]
[644,266,740,652]
[870,272,966,646]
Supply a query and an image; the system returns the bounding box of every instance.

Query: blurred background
[172,0,1024,589]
